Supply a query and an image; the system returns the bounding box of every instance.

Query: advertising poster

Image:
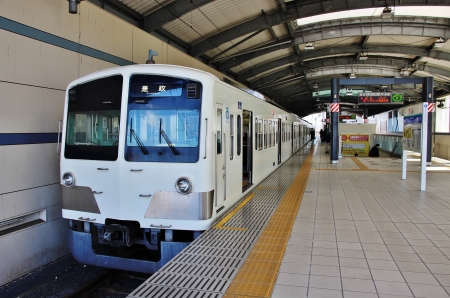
[341,134,370,156]
[403,114,422,152]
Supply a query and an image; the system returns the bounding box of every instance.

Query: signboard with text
[339,115,356,120]
[358,92,404,104]
[402,114,422,153]
[341,134,370,156]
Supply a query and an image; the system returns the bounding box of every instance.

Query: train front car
[61,65,214,273]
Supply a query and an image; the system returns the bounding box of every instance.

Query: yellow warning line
[224,150,314,298]
[214,193,255,229]
[350,157,371,171]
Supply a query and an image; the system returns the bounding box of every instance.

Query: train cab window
[125,75,202,162]
[230,115,234,160]
[237,115,241,156]
[65,75,123,161]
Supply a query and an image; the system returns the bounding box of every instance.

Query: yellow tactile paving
[225,149,314,298]
[350,156,371,170]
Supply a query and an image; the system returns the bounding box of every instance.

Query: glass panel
[230,115,234,160]
[66,111,120,146]
[127,109,199,147]
[217,108,222,154]
[65,75,122,161]
[255,118,259,150]
[237,115,241,156]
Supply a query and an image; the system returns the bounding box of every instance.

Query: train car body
[61,65,312,273]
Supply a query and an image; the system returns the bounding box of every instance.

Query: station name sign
[358,92,404,104]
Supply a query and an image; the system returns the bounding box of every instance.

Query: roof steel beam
[220,20,450,72]
[246,45,450,88]
[293,17,450,44]
[191,0,450,57]
[143,0,214,33]
[240,56,410,82]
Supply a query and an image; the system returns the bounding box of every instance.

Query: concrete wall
[0,0,234,285]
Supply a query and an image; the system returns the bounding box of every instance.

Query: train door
[215,104,225,206]
[277,118,282,164]
[242,110,252,191]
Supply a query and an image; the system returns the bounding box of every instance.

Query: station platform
[128,142,450,298]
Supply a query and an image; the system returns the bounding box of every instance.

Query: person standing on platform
[369,144,380,157]
[319,129,324,143]
[310,129,316,144]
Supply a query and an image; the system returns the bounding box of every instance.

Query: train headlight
[175,177,192,195]
[62,172,76,188]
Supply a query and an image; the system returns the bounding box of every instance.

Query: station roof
[90,0,450,117]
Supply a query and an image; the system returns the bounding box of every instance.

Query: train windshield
[64,75,123,161]
[125,74,202,163]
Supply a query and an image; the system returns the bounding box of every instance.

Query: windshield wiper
[159,118,179,155]
[130,118,149,155]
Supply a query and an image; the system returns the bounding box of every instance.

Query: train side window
[272,121,275,146]
[289,124,291,141]
[237,115,241,156]
[276,121,278,144]
[230,115,234,160]
[259,119,263,150]
[264,120,268,149]
[217,108,222,154]
[268,120,272,147]
[255,118,258,150]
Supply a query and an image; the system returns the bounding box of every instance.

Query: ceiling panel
[420,57,450,70]
[121,0,174,16]
[162,0,279,45]
[204,31,274,61]
[367,35,436,47]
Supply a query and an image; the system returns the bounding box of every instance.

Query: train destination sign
[358,92,404,104]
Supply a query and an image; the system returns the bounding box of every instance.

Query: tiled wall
[0,0,229,285]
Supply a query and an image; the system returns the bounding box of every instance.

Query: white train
[60,64,313,273]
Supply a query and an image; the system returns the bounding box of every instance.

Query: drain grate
[130,284,223,298]
[129,149,310,298]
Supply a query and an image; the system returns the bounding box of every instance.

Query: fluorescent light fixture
[400,69,410,77]
[349,73,356,79]
[312,83,319,88]
[381,6,394,18]
[296,7,450,27]
[434,37,446,48]
[304,42,314,51]
[381,84,388,89]
[358,53,368,61]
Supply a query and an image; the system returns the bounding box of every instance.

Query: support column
[424,76,433,163]
[331,78,339,163]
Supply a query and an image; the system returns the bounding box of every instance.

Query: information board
[340,134,370,156]
[402,114,422,152]
[358,92,404,104]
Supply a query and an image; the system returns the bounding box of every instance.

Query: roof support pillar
[330,78,340,164]
[424,76,433,163]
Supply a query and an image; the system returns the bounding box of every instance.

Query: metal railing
[373,133,403,157]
